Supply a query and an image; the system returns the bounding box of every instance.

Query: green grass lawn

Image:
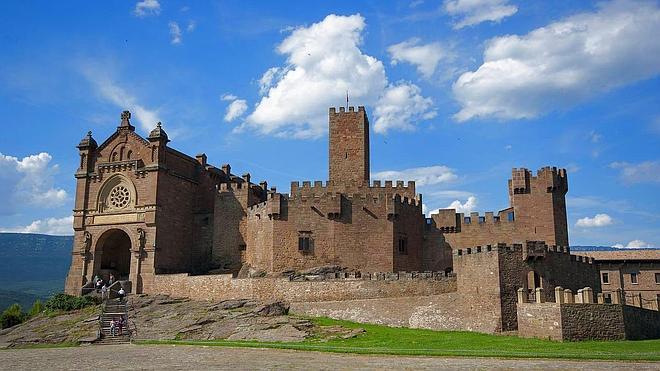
[138,317,660,361]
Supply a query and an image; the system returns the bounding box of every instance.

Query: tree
[29,299,43,317]
[1,303,27,329]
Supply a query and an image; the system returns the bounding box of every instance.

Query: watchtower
[508,167,569,246]
[328,106,370,187]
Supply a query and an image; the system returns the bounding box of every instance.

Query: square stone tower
[328,106,370,186]
[508,167,569,246]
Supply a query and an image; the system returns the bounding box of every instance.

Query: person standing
[117,286,126,302]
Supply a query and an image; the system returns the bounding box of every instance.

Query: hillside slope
[0,233,73,310]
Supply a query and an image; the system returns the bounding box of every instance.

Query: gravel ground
[1,344,658,370]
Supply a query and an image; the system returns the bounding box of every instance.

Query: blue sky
[0,0,658,247]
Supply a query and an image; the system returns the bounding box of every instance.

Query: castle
[64,107,660,340]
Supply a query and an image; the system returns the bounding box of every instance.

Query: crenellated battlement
[458,210,515,225]
[510,166,568,195]
[288,270,455,282]
[452,241,595,265]
[290,180,416,198]
[329,106,366,115]
[246,191,283,219]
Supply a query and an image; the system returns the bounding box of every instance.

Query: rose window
[109,185,130,209]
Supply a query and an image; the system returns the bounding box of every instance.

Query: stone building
[580,250,660,309]
[66,106,574,295]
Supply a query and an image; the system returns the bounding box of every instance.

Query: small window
[604,293,612,304]
[507,212,515,222]
[631,273,638,284]
[298,234,312,253]
[398,237,408,255]
[655,273,660,284]
[464,217,471,224]
[126,150,133,160]
[602,272,609,284]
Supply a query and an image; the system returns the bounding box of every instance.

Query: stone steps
[93,297,133,346]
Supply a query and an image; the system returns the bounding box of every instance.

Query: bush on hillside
[29,299,43,317]
[43,293,100,312]
[1,303,27,329]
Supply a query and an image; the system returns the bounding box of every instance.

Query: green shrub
[43,293,100,313]
[29,299,43,317]
[1,303,27,329]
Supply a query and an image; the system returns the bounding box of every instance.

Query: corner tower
[328,106,370,186]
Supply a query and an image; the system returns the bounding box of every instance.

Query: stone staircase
[94,298,132,345]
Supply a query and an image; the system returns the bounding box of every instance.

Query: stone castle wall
[153,271,456,303]
[243,188,425,273]
[453,242,600,332]
[518,302,660,341]
[431,167,569,251]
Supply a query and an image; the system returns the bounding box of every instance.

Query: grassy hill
[0,233,73,311]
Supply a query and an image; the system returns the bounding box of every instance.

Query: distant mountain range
[0,232,656,311]
[570,245,659,251]
[0,233,73,311]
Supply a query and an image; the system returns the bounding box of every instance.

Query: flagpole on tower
[346,90,349,109]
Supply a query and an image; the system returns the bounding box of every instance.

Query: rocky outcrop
[0,295,360,347]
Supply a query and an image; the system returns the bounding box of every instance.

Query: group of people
[109,316,127,336]
[93,274,126,301]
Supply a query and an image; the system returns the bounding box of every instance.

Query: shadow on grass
[135,317,660,361]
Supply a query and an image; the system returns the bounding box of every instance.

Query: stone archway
[95,229,132,281]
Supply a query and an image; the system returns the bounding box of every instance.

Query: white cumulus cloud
[388,38,446,78]
[222,94,248,122]
[610,160,660,184]
[444,0,517,29]
[0,216,73,236]
[374,82,436,133]
[452,0,660,122]
[372,165,457,186]
[613,240,654,248]
[575,213,613,228]
[241,14,435,139]
[446,196,478,214]
[0,152,68,215]
[134,0,161,17]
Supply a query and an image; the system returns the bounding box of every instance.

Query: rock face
[0,295,361,347]
[253,301,290,316]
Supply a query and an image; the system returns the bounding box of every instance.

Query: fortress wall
[517,302,660,341]
[290,290,506,334]
[393,200,425,272]
[421,223,453,272]
[152,272,456,303]
[452,243,601,332]
[245,193,426,274]
[290,180,417,200]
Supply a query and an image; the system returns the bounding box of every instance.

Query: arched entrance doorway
[95,229,132,281]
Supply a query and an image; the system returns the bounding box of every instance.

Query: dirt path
[1,344,657,370]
